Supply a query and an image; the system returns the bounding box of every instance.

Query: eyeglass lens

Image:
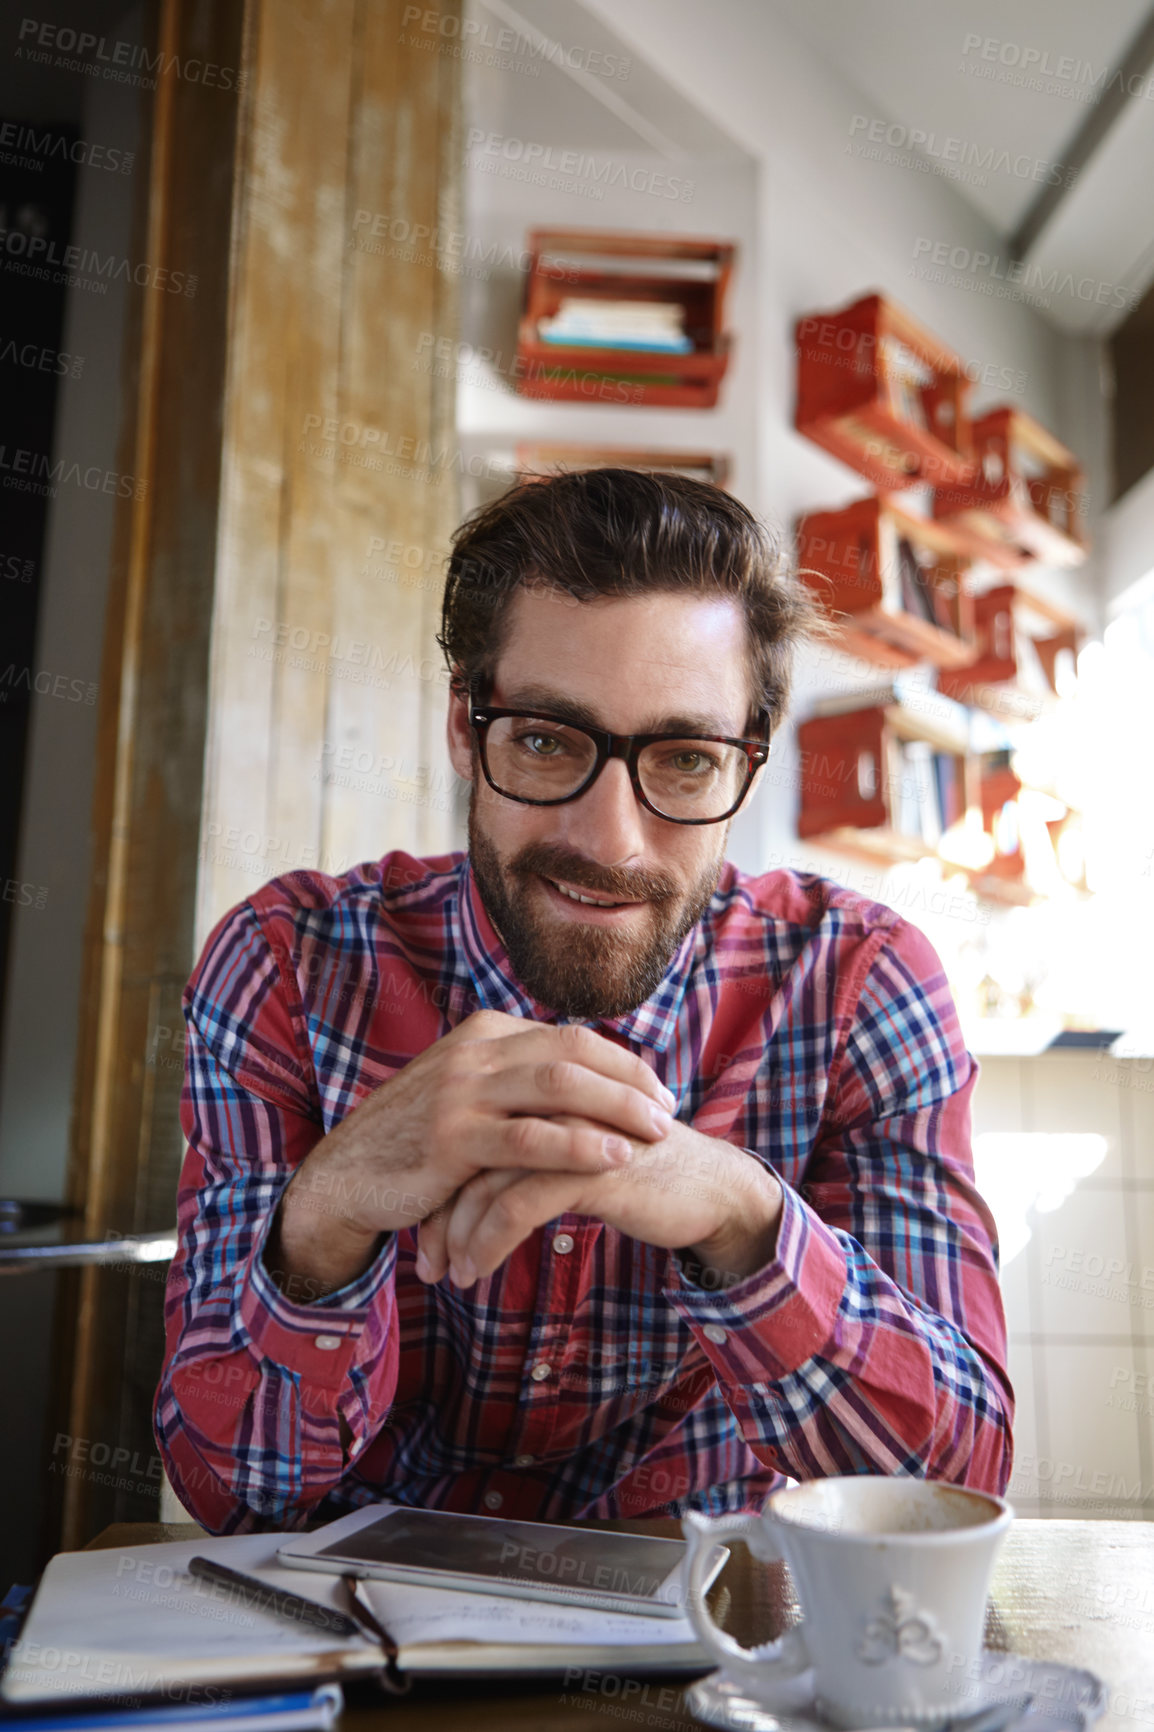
[482,715,749,819]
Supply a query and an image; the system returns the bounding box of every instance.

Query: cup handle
[682,1510,810,1689]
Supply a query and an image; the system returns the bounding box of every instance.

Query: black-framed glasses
[468,693,771,825]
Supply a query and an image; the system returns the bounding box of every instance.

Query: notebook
[2,1525,716,1706]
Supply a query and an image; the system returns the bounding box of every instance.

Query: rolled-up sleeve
[154,901,401,1533]
[666,918,1014,1496]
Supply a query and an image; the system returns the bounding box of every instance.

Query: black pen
[187,1555,365,1639]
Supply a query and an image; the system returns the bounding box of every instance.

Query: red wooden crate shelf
[515,230,735,409]
[796,495,975,670]
[795,293,973,491]
[937,582,1083,715]
[932,406,1088,568]
[514,444,730,487]
[797,702,971,867]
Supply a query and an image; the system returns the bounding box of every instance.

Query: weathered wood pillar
[196,0,462,939]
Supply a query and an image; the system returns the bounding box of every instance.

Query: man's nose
[558,756,651,864]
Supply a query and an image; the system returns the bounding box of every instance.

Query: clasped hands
[276,1009,783,1299]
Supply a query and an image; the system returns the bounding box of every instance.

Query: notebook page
[359,1576,699,1648]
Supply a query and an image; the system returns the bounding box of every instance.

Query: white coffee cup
[683,1477,1012,1730]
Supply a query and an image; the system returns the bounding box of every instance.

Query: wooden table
[85,1519,1154,1732]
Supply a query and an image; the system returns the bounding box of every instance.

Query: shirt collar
[456,856,703,1053]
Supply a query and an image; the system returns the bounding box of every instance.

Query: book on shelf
[897,536,938,626]
[3,1515,713,1711]
[886,736,958,845]
[872,517,958,636]
[809,675,970,739]
[934,752,963,830]
[811,673,931,718]
[903,739,941,844]
[537,249,722,283]
[897,536,959,635]
[884,733,906,831]
[876,510,901,611]
[536,297,693,353]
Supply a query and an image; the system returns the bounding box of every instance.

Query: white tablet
[278,1502,727,1619]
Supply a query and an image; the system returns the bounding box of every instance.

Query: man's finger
[413,1194,457,1284]
[442,1168,524,1286]
[454,1170,591,1283]
[480,1060,673,1144]
[470,1111,636,1175]
[455,1017,675,1110]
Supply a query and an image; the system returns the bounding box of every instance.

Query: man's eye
[665,749,717,774]
[516,730,564,756]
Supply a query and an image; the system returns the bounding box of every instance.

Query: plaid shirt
[156,851,1013,1534]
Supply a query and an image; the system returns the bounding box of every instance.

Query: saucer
[684,1651,1107,1732]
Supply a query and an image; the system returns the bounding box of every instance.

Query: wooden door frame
[49,0,244,1554]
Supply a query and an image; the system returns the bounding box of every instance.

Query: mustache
[511,842,679,904]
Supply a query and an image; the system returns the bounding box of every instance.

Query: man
[156,468,1012,1534]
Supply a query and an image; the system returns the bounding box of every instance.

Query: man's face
[447,587,759,1020]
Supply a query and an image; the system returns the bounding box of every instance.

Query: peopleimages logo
[0,121,133,173]
[848,116,1076,188]
[0,227,195,295]
[400,5,631,79]
[911,238,1137,312]
[465,130,694,202]
[960,32,1154,102]
[16,17,243,90]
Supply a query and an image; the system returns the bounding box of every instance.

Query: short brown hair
[437,468,819,731]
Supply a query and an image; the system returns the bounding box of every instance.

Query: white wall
[1102,465,1154,613]
[459,0,1110,885]
[457,0,759,507]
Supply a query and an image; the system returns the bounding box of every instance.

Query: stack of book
[869,514,961,635]
[810,674,970,740]
[896,536,957,633]
[537,298,693,353]
[885,736,963,845]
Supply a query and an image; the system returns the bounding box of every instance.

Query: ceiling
[774,0,1150,230]
[485,0,1154,336]
[768,0,1154,334]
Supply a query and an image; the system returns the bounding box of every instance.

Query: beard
[467,796,725,1020]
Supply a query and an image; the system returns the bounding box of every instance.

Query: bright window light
[971,1132,1108,1266]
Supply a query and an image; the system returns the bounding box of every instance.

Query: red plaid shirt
[155,851,1012,1532]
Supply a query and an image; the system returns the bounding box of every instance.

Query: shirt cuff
[234,1201,397,1390]
[664,1176,849,1383]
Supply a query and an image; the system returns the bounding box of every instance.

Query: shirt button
[313,1334,343,1351]
[513,1454,536,1468]
[483,1491,503,1510]
[702,1324,728,1345]
[530,1361,553,1382]
[552,1233,575,1255]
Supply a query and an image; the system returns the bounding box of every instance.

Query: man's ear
[446,671,475,781]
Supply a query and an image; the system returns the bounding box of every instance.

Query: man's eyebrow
[499,684,742,736]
